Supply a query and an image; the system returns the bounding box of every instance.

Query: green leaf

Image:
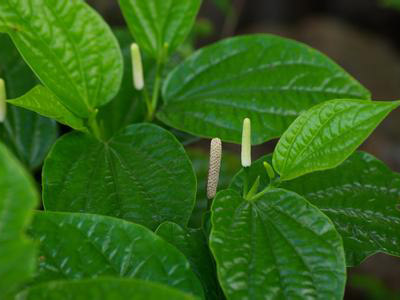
[0,34,58,170]
[279,151,400,266]
[28,211,204,298]
[7,86,87,132]
[158,35,370,144]
[43,123,196,230]
[187,148,241,228]
[210,189,346,300]
[118,0,202,59]
[17,278,199,300]
[156,221,223,300]
[0,0,123,118]
[273,99,400,181]
[0,142,38,298]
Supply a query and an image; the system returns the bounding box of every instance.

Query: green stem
[88,109,102,141]
[249,178,281,202]
[242,167,249,198]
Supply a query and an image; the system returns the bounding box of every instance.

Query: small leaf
[0,34,58,170]
[0,0,123,117]
[280,151,400,266]
[28,211,204,298]
[158,35,370,144]
[210,189,346,300]
[118,0,202,59]
[0,143,38,298]
[43,123,196,230]
[273,99,400,181]
[156,221,223,300]
[17,278,199,300]
[7,86,86,132]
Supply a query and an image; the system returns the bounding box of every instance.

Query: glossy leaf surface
[281,152,400,266]
[29,211,204,298]
[0,143,38,298]
[0,34,57,170]
[7,86,86,132]
[158,35,370,144]
[0,0,123,117]
[43,123,196,230]
[156,221,222,300]
[17,278,198,300]
[210,189,346,300]
[273,99,400,181]
[118,0,202,58]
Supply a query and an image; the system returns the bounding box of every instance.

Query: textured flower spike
[207,138,222,199]
[0,78,6,123]
[131,43,144,90]
[241,118,251,167]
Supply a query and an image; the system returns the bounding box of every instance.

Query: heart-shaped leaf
[118,0,202,59]
[29,211,204,298]
[0,0,123,117]
[158,35,370,144]
[0,34,58,170]
[280,151,400,266]
[210,189,346,300]
[156,221,223,300]
[273,99,400,181]
[0,143,38,298]
[43,123,196,230]
[17,278,199,300]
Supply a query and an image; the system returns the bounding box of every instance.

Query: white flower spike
[130,43,144,90]
[241,118,251,167]
[0,78,6,123]
[207,138,222,199]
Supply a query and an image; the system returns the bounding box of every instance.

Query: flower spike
[131,43,144,90]
[0,78,6,123]
[241,118,251,167]
[207,138,222,199]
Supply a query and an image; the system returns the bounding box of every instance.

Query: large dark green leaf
[28,211,204,298]
[280,152,400,266]
[0,143,38,298]
[158,35,370,144]
[187,148,241,228]
[43,123,196,230]
[156,221,223,300]
[210,189,346,300]
[0,34,57,170]
[7,86,86,132]
[0,0,123,118]
[17,278,198,300]
[118,0,202,59]
[273,99,400,181]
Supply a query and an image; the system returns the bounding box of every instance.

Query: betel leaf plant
[0,0,399,299]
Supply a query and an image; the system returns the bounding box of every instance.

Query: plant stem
[242,167,249,198]
[88,109,102,141]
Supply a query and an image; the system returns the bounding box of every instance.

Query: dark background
[88,1,400,298]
